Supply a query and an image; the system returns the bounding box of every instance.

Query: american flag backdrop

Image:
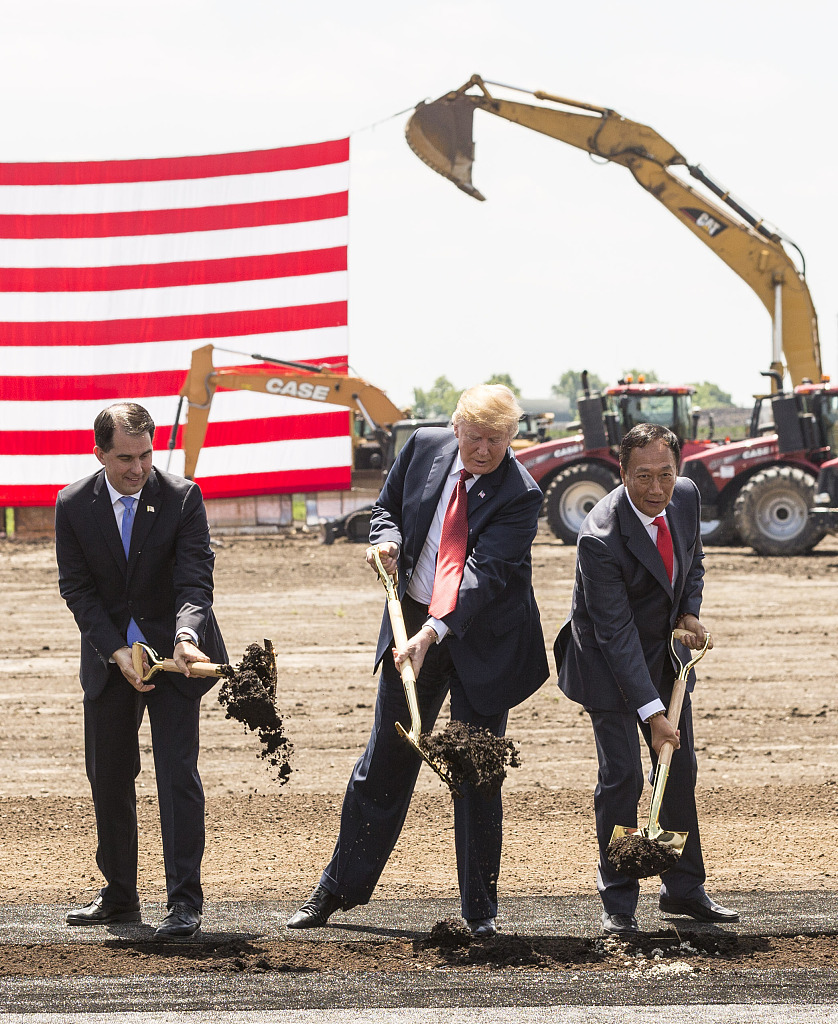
[0,138,351,506]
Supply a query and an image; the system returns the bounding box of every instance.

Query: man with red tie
[554,423,738,934]
[287,384,548,936]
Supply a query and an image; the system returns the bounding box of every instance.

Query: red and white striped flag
[0,138,350,506]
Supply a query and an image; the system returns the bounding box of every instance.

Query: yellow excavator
[176,343,412,487]
[406,74,821,387]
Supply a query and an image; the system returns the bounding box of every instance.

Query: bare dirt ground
[2,524,838,976]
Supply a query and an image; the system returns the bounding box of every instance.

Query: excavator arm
[178,344,406,479]
[407,75,821,387]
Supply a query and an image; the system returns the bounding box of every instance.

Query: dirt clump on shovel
[217,643,292,785]
[607,834,680,879]
[420,721,520,798]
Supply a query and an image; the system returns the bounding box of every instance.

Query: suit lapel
[127,471,161,582]
[466,449,509,520]
[666,491,689,594]
[619,491,673,598]
[92,470,127,572]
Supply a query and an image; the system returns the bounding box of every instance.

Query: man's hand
[173,639,210,678]
[677,614,713,651]
[392,625,436,678]
[649,713,680,756]
[366,541,398,576]
[113,646,155,693]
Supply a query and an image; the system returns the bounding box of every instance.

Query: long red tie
[653,515,674,583]
[428,469,473,618]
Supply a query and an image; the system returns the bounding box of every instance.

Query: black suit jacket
[554,478,704,712]
[55,467,226,700]
[370,427,549,716]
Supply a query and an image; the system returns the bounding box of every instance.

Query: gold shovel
[609,627,712,866]
[371,546,463,796]
[131,641,231,683]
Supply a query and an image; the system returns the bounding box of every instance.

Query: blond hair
[452,384,522,438]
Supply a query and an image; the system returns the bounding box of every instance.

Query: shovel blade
[609,824,689,856]
[395,721,463,798]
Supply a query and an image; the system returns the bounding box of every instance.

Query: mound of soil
[607,834,681,879]
[420,721,521,798]
[217,642,292,784]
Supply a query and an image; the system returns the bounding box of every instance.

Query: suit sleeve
[576,533,661,711]
[55,490,125,664]
[443,479,543,638]
[368,430,414,551]
[171,482,217,644]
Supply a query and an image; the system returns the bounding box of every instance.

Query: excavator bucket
[406,92,486,201]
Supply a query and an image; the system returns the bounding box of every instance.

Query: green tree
[412,376,461,418]
[551,369,607,404]
[689,381,734,408]
[484,373,521,397]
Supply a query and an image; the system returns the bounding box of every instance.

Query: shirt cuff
[175,627,199,647]
[426,616,449,642]
[638,697,666,722]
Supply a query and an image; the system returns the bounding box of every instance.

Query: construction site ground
[2,525,838,1013]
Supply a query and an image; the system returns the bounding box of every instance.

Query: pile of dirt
[217,642,292,784]
[607,834,681,879]
[4,928,835,978]
[420,721,521,798]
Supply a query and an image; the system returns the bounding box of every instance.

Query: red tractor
[515,374,721,544]
[678,373,838,555]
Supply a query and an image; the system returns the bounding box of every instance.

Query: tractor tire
[544,463,619,545]
[733,465,827,556]
[343,507,373,544]
[699,513,739,547]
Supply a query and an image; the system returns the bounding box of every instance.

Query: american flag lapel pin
[478,490,486,499]
[146,506,155,512]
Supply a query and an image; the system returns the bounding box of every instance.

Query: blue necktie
[119,496,145,645]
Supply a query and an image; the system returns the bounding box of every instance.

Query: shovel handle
[370,546,423,739]
[657,628,711,768]
[152,658,228,678]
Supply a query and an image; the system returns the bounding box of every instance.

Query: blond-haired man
[288,385,548,935]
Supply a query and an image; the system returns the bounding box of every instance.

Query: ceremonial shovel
[131,641,230,682]
[371,546,463,796]
[608,627,712,875]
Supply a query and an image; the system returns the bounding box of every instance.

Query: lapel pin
[146,505,155,512]
[479,491,486,499]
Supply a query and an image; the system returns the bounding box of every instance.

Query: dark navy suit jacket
[55,467,227,700]
[554,477,704,712]
[369,427,549,716]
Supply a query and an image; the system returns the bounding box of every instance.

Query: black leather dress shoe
[66,894,141,926]
[659,895,739,922]
[601,912,639,935]
[154,903,202,939]
[467,917,497,938]
[287,884,342,929]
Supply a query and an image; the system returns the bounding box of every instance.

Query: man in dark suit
[287,384,549,936]
[555,423,738,934]
[55,402,226,938]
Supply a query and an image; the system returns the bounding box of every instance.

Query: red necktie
[653,515,673,583]
[428,469,473,618]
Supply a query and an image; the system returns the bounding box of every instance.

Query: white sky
[1,0,834,409]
